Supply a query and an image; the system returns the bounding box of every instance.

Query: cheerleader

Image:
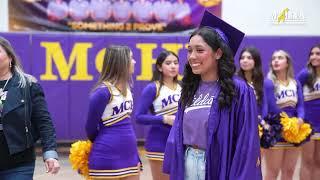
[172,0,191,26]
[135,50,180,180]
[85,45,140,180]
[47,0,68,21]
[153,0,173,23]
[112,0,132,23]
[132,0,153,23]
[68,0,90,21]
[89,0,112,22]
[298,44,320,180]
[264,50,304,180]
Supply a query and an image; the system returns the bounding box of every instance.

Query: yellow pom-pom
[258,125,263,138]
[280,112,312,144]
[69,140,92,179]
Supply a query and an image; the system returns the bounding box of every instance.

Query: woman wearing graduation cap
[163,11,262,180]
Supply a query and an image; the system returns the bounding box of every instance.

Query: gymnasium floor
[33,146,300,180]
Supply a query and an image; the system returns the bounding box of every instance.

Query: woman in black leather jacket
[0,37,60,179]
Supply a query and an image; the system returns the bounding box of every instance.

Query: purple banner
[0,32,319,140]
[9,0,221,33]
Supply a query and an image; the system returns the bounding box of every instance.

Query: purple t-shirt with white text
[183,81,219,150]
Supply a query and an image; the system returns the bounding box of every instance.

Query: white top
[303,76,320,101]
[101,82,133,126]
[153,84,181,116]
[275,79,298,108]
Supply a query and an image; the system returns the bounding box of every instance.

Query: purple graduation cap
[200,10,245,55]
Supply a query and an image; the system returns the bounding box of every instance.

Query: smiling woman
[298,44,320,180]
[163,11,262,180]
[0,36,60,179]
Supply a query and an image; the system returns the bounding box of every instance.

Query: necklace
[278,79,289,86]
[0,78,10,116]
[0,78,10,96]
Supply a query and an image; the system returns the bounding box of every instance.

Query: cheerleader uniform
[172,1,191,21]
[89,0,112,21]
[112,0,132,23]
[68,0,90,21]
[132,0,153,23]
[135,82,181,161]
[86,82,140,179]
[264,78,305,148]
[152,0,173,23]
[47,0,68,21]
[247,82,268,122]
[298,68,320,140]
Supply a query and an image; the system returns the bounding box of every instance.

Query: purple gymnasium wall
[0,32,319,141]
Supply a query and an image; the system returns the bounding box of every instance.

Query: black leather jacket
[1,73,57,155]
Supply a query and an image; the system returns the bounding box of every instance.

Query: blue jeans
[0,162,35,180]
[184,147,206,180]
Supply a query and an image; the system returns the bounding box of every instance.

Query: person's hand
[44,158,60,175]
[163,115,175,126]
[297,118,304,126]
[263,123,270,130]
[260,119,270,130]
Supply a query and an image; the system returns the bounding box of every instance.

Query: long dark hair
[237,47,264,105]
[306,44,320,91]
[151,50,179,89]
[180,27,236,109]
